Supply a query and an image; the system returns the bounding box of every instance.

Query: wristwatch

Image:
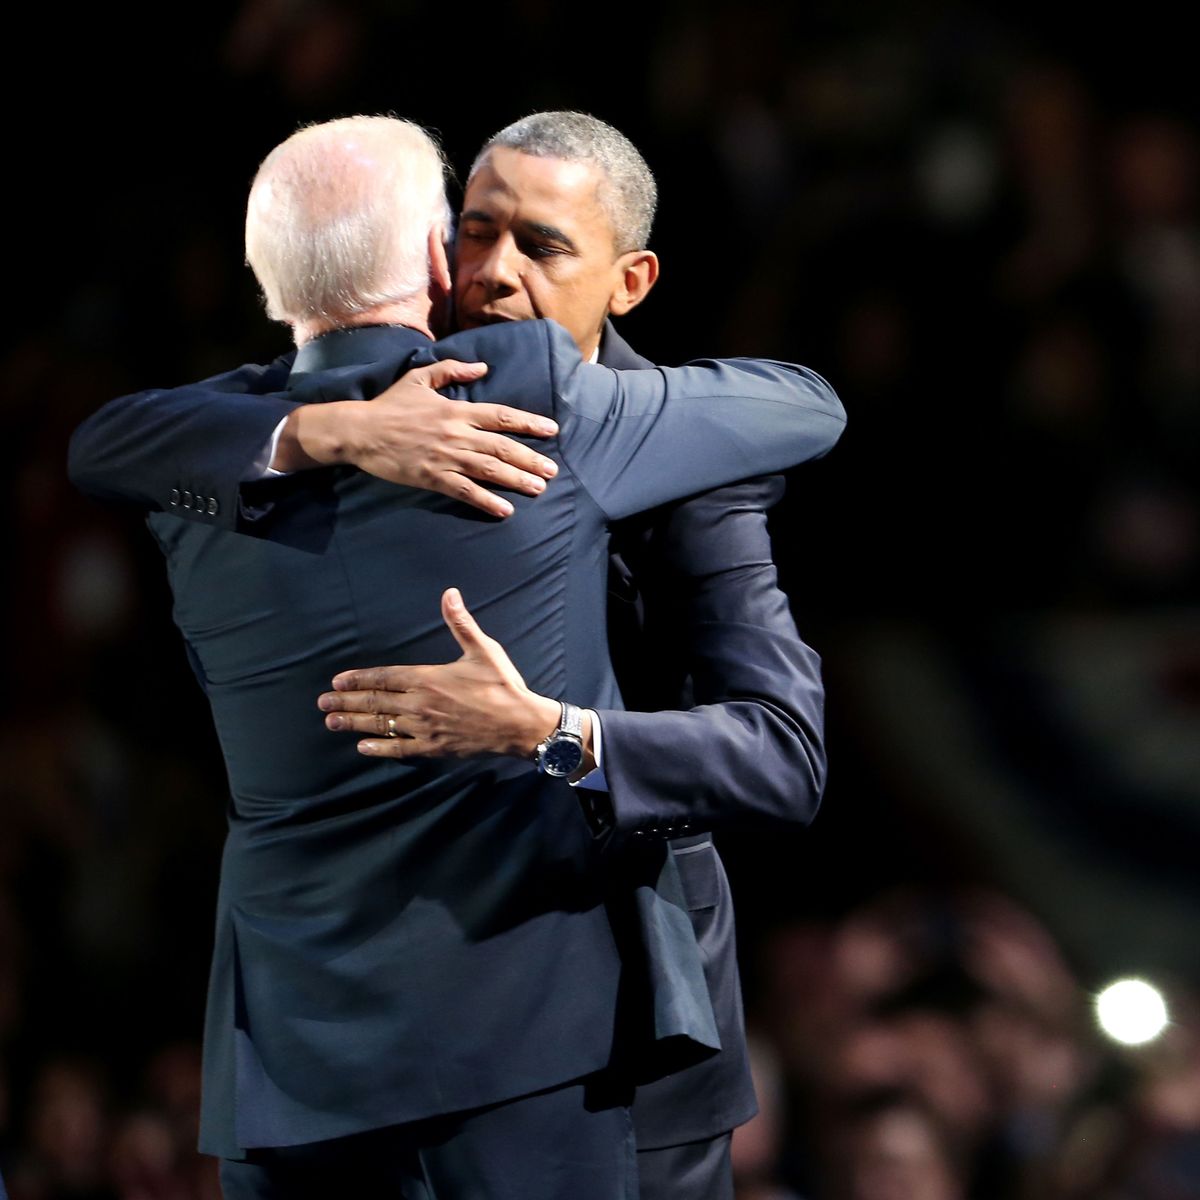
[533,701,585,778]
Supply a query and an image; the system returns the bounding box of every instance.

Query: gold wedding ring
[386,717,398,738]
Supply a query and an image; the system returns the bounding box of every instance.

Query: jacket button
[169,489,180,506]
[207,497,219,516]
[182,491,194,508]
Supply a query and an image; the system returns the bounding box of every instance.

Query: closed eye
[521,241,566,259]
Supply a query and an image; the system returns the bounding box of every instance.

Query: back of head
[472,111,657,253]
[246,115,451,328]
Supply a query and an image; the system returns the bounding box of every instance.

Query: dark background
[3,2,1198,1197]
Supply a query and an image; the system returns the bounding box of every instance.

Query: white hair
[245,115,452,326]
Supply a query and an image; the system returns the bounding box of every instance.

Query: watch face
[542,736,584,777]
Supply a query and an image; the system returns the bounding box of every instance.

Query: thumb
[442,587,489,655]
[413,358,488,391]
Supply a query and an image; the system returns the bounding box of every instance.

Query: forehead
[465,147,611,232]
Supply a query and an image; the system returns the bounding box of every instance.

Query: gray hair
[245,115,452,326]
[470,112,657,254]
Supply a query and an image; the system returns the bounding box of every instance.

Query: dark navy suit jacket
[597,325,828,1149]
[69,319,844,1158]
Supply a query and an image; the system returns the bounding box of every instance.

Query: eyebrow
[518,221,578,252]
[459,210,579,253]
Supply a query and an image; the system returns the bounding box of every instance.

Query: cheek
[524,278,550,308]
[518,275,556,313]
[537,272,589,308]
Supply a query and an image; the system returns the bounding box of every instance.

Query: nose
[476,235,521,298]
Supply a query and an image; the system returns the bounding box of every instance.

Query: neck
[293,296,434,346]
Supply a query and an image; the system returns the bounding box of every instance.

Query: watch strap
[557,701,583,741]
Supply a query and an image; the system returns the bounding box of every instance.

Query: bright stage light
[1095,978,1169,1046]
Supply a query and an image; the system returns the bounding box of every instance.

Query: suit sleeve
[593,477,826,837]
[549,328,845,518]
[66,355,298,531]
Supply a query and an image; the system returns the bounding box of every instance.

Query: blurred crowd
[0,1044,219,1200]
[3,1,1198,1197]
[733,887,1200,1199]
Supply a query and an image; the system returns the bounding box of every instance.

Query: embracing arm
[594,476,825,837]
[66,356,298,528]
[318,481,827,838]
[67,357,562,526]
[68,320,844,530]
[550,332,845,518]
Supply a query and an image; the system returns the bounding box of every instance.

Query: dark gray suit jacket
[69,319,844,1158]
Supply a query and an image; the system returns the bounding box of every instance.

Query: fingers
[471,430,558,479]
[451,448,552,497]
[319,687,426,741]
[318,702,443,761]
[430,437,557,515]
[398,365,560,448]
[322,708,414,736]
[441,588,490,656]
[471,403,558,440]
[437,475,517,519]
[355,736,436,759]
[328,666,414,694]
[407,358,489,390]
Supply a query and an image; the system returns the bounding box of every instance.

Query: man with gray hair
[485,110,658,247]
[235,117,496,481]
[70,114,842,1198]
[245,118,455,331]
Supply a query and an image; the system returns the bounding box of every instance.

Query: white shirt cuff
[571,709,608,791]
[242,417,292,481]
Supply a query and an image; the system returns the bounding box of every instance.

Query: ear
[428,224,453,295]
[608,251,659,318]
